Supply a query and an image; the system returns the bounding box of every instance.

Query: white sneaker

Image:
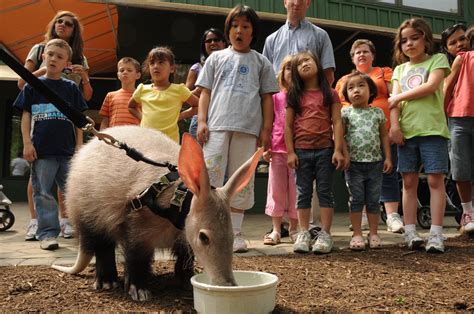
[461,213,474,234]
[386,213,405,233]
[293,231,311,253]
[40,237,59,250]
[404,231,424,250]
[312,230,333,254]
[60,221,74,238]
[25,221,38,241]
[425,233,445,253]
[233,233,248,253]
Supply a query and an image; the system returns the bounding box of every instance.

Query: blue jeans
[345,161,383,213]
[31,157,70,240]
[294,148,335,208]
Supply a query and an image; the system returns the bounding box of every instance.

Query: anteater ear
[221,147,263,199]
[178,133,210,197]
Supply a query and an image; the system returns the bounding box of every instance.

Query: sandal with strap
[263,231,281,245]
[368,234,382,249]
[349,235,366,251]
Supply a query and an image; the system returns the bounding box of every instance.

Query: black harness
[128,171,193,230]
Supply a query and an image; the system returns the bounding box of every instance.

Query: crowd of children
[13,4,473,254]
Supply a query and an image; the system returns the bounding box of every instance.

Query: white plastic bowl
[191,270,279,314]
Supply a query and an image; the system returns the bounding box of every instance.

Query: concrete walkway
[0,202,462,267]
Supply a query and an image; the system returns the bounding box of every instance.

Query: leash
[0,47,176,171]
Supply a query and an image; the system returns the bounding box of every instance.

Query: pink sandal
[349,235,365,251]
[263,231,281,245]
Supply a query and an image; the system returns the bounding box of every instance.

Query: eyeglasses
[56,18,74,28]
[204,38,223,44]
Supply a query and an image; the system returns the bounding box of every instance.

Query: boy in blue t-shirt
[13,38,88,250]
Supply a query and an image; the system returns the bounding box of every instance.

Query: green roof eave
[85,0,436,38]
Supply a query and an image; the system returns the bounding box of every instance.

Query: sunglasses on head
[442,23,465,37]
[56,18,74,28]
[204,38,223,44]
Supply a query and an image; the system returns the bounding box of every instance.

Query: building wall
[162,0,473,31]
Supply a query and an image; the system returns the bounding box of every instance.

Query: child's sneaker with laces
[25,220,38,241]
[386,213,405,233]
[233,233,248,253]
[60,221,74,238]
[404,231,424,250]
[312,230,333,254]
[425,233,445,253]
[293,231,311,253]
[460,213,474,234]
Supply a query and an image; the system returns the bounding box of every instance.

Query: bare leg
[350,211,362,237]
[428,174,446,226]
[456,181,472,204]
[384,202,399,215]
[367,212,379,236]
[402,173,419,225]
[288,217,298,232]
[297,208,311,231]
[271,216,283,234]
[319,207,333,234]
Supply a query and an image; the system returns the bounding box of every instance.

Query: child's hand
[197,122,209,143]
[383,158,393,174]
[388,95,400,109]
[263,149,272,162]
[332,151,347,171]
[23,143,37,162]
[287,152,298,169]
[389,127,405,146]
[258,128,272,151]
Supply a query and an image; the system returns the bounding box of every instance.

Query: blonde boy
[13,38,88,250]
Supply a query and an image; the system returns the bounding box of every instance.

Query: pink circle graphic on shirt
[407,74,423,89]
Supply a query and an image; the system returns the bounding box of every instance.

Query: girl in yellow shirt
[129,47,199,143]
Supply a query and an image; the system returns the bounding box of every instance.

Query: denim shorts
[294,148,335,209]
[345,161,383,213]
[380,143,400,203]
[448,117,474,181]
[398,136,449,174]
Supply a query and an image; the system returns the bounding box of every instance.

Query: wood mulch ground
[1,235,473,312]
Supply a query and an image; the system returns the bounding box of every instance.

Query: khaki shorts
[203,131,257,210]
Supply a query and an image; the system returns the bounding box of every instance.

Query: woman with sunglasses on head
[18,11,92,101]
[184,28,227,138]
[17,11,91,242]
